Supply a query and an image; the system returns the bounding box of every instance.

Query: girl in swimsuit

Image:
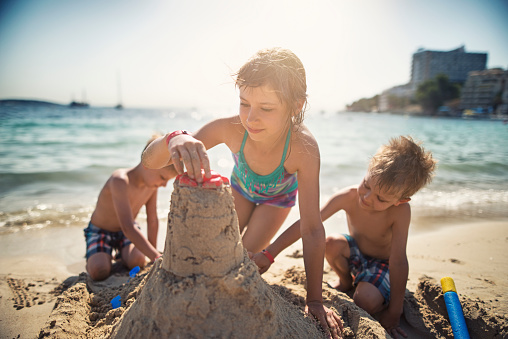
[142,47,342,338]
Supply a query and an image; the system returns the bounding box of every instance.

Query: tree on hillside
[347,95,379,112]
[416,74,461,115]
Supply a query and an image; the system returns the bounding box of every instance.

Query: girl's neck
[247,124,290,155]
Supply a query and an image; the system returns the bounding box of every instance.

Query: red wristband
[262,249,275,263]
[165,130,189,146]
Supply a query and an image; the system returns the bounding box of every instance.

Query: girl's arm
[255,188,351,273]
[142,116,239,181]
[295,136,342,337]
[296,146,325,305]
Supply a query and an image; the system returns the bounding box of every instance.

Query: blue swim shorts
[84,222,134,260]
[343,233,391,302]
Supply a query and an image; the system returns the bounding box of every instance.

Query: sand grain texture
[110,181,330,338]
[30,181,507,339]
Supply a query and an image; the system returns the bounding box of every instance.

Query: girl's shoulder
[201,115,244,152]
[215,115,244,134]
[290,123,319,155]
[284,124,320,173]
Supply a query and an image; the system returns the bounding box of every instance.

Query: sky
[1,0,507,111]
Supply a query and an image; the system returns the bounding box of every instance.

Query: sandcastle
[110,173,325,338]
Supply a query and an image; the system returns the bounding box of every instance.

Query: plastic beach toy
[176,170,230,189]
[129,266,140,278]
[111,295,121,309]
[441,277,470,339]
[126,265,140,283]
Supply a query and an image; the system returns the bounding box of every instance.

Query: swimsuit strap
[280,128,291,166]
[239,128,291,162]
[237,128,292,193]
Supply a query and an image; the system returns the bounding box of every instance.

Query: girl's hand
[250,251,273,274]
[168,134,211,182]
[305,302,344,339]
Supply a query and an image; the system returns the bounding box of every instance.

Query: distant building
[378,83,413,112]
[410,45,487,91]
[379,45,488,113]
[460,68,508,115]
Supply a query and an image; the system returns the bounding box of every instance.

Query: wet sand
[0,204,507,338]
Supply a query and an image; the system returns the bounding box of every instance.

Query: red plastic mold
[176,170,229,188]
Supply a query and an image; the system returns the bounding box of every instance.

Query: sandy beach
[1,210,507,338]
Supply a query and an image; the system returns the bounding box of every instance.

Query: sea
[1,103,508,245]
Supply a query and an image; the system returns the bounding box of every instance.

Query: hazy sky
[1,0,507,111]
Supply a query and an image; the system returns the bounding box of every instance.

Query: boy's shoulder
[111,167,129,179]
[107,168,131,187]
[384,201,411,231]
[337,185,358,197]
[389,200,411,216]
[328,185,358,208]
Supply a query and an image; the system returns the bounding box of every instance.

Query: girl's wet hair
[234,47,308,126]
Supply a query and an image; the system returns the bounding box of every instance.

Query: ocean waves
[1,105,507,234]
[0,203,94,234]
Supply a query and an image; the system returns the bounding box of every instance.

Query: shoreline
[0,219,507,338]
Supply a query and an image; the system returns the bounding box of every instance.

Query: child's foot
[327,279,352,292]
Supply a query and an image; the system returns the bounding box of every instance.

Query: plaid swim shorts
[84,221,134,260]
[343,233,391,302]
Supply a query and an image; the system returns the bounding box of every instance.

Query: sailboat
[115,72,123,109]
[69,89,89,108]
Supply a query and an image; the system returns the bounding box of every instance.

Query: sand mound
[37,177,507,338]
[38,267,507,338]
[110,180,326,338]
[403,276,508,338]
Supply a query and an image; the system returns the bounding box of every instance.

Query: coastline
[0,218,506,338]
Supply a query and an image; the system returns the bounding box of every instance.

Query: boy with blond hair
[84,134,177,281]
[252,136,436,338]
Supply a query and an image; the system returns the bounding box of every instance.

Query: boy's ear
[394,198,411,206]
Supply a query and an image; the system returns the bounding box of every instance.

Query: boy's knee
[88,264,111,281]
[86,253,112,281]
[129,254,146,269]
[325,235,347,256]
[354,295,378,314]
[353,283,385,315]
[123,247,146,269]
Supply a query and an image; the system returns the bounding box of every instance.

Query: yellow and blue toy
[441,277,470,339]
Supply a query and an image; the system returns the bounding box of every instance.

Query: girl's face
[238,85,290,141]
[357,174,408,211]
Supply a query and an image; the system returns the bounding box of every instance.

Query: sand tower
[110,173,325,339]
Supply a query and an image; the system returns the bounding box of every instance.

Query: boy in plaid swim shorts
[84,134,177,281]
[342,233,391,302]
[84,222,136,260]
[252,136,436,338]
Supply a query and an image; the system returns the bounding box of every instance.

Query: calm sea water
[1,103,507,237]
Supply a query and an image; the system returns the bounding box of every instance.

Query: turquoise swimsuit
[231,130,298,208]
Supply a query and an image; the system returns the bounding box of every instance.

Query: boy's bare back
[90,166,158,232]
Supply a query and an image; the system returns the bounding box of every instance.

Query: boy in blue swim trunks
[252,136,436,339]
[84,134,177,281]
